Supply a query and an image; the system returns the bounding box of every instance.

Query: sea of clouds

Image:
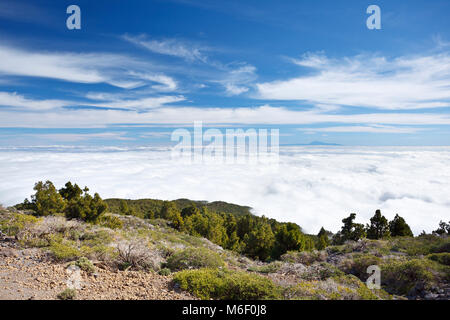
[0,146,449,235]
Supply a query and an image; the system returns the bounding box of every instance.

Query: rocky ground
[0,238,194,300]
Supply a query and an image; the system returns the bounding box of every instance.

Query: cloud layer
[256,53,450,110]
[0,146,448,235]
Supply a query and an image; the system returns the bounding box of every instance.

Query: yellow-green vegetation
[48,237,84,261]
[381,259,439,295]
[247,261,283,274]
[283,275,390,300]
[0,212,41,238]
[4,181,449,300]
[73,257,96,274]
[1,208,448,300]
[57,288,77,300]
[165,247,225,271]
[341,254,383,280]
[173,268,282,300]
[427,252,450,266]
[281,250,328,265]
[98,214,123,229]
[390,234,450,256]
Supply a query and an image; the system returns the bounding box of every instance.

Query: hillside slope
[1,207,448,300]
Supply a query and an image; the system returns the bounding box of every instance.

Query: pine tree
[389,214,413,237]
[245,222,275,261]
[273,223,305,258]
[160,201,183,229]
[31,181,66,216]
[366,210,390,239]
[317,227,330,250]
[333,213,366,244]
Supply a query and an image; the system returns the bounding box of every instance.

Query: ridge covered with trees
[14,180,448,262]
[2,180,449,300]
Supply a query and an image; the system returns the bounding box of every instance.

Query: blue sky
[0,0,449,146]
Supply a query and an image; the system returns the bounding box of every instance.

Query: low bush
[0,213,40,238]
[280,250,328,265]
[48,237,83,261]
[80,229,113,246]
[301,262,345,281]
[158,268,171,276]
[166,247,225,271]
[57,288,77,300]
[116,240,162,271]
[381,259,435,295]
[430,239,450,254]
[283,275,387,300]
[74,257,96,274]
[247,261,282,274]
[342,254,383,281]
[390,235,449,256]
[427,253,450,266]
[98,214,123,229]
[173,268,281,300]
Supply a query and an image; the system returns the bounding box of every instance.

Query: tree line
[15,181,448,262]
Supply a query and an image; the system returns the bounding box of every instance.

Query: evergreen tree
[31,181,66,216]
[389,214,413,237]
[160,201,183,229]
[317,227,330,250]
[59,182,82,202]
[433,221,450,235]
[181,205,201,217]
[245,221,275,261]
[333,213,366,244]
[272,223,305,258]
[64,187,107,223]
[366,210,390,239]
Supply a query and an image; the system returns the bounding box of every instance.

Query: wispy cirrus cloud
[0,91,184,112]
[0,43,178,90]
[84,95,186,111]
[0,92,73,110]
[122,34,257,95]
[297,125,426,134]
[256,52,450,110]
[122,34,208,63]
[221,64,257,96]
[1,105,450,128]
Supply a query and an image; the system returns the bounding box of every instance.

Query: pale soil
[0,245,195,300]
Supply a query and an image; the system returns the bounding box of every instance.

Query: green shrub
[427,253,450,266]
[98,214,123,229]
[173,268,281,300]
[280,250,327,265]
[247,261,282,274]
[159,268,171,276]
[74,257,96,274]
[304,262,344,281]
[283,275,388,300]
[57,288,77,300]
[390,235,449,256]
[345,254,382,281]
[80,229,113,247]
[166,247,225,271]
[48,237,83,261]
[381,259,435,295]
[430,240,450,254]
[0,213,40,237]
